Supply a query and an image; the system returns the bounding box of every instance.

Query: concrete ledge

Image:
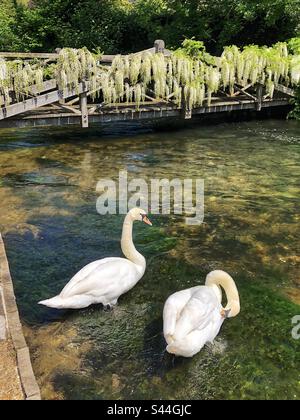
[0,316,6,340]
[0,234,41,400]
[17,348,41,400]
[0,287,7,340]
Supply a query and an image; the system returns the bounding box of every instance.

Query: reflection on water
[0,119,299,400]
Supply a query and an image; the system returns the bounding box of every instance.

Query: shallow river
[0,119,299,400]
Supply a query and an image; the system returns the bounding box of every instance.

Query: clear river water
[0,118,299,400]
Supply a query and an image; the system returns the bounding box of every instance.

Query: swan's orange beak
[221,308,231,319]
[142,215,152,226]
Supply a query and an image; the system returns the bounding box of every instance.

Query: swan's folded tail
[166,331,207,358]
[38,296,64,309]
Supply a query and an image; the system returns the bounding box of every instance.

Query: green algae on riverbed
[0,119,299,399]
[24,259,300,400]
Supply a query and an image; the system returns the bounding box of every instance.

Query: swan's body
[39,208,152,310]
[163,270,240,357]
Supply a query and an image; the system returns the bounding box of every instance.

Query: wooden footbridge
[0,41,295,130]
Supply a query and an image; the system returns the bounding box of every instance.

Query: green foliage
[288,37,300,54]
[216,0,300,46]
[130,0,300,53]
[42,63,56,80]
[0,0,21,51]
[0,0,133,53]
[0,0,300,54]
[174,38,215,66]
[180,39,206,59]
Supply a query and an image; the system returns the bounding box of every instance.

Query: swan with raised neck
[38,208,152,310]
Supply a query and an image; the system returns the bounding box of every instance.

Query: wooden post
[80,91,89,128]
[256,84,263,111]
[154,40,165,54]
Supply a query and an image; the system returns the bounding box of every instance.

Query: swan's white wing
[167,329,208,358]
[173,287,221,341]
[60,257,136,299]
[62,258,121,290]
[163,286,203,343]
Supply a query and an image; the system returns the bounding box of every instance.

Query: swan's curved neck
[205,270,240,317]
[121,214,146,273]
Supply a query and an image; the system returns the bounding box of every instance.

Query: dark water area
[0,119,299,400]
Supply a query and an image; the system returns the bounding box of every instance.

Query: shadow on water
[0,121,155,151]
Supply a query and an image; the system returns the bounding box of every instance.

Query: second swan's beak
[221,308,231,319]
[142,215,152,226]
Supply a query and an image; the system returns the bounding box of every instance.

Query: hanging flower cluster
[55,48,98,94]
[105,52,220,109]
[101,41,299,109]
[290,55,300,85]
[0,58,44,104]
[219,43,292,98]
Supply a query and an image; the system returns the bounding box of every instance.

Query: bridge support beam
[80,92,89,128]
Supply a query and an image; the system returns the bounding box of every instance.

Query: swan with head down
[39,208,152,310]
[163,270,240,357]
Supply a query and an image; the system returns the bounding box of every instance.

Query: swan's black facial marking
[140,213,148,220]
[224,309,231,318]
[221,308,231,319]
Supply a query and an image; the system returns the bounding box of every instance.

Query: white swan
[163,270,240,357]
[38,208,152,310]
